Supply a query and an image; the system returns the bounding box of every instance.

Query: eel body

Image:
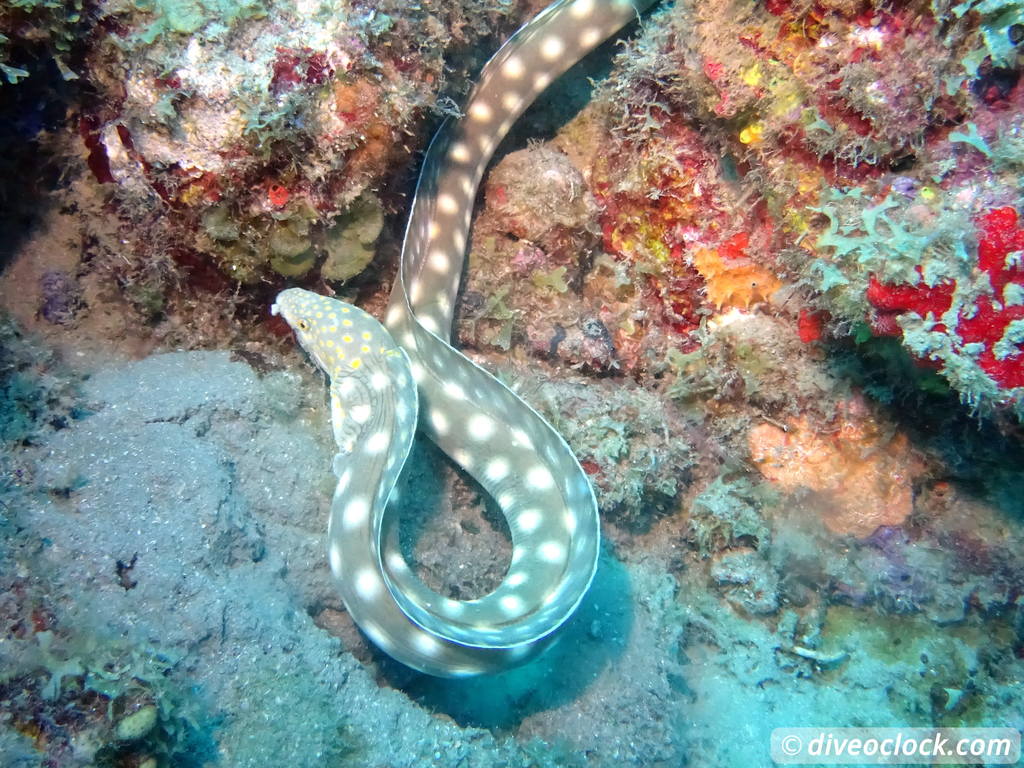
[273,0,657,677]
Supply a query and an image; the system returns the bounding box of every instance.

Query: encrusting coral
[747,396,922,538]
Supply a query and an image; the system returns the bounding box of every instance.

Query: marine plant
[809,193,1024,412]
[3,629,215,767]
[936,0,1024,76]
[0,0,86,84]
[131,0,267,43]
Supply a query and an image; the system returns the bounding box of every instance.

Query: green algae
[321,194,384,283]
[199,201,321,281]
[947,0,1024,76]
[473,285,516,351]
[116,704,159,741]
[200,205,240,243]
[532,266,570,294]
[811,189,974,291]
[134,0,267,43]
[1,0,86,85]
[994,319,1024,360]
[949,122,993,157]
[268,220,315,277]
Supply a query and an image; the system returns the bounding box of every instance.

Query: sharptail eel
[273,0,657,677]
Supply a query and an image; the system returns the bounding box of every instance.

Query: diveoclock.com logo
[770,727,1021,765]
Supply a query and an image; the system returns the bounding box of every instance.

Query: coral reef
[592,0,1024,414]
[0,630,212,767]
[809,194,1024,410]
[2,1,1024,766]
[2,0,535,355]
[709,547,780,616]
[78,0,524,284]
[460,142,615,370]
[686,474,771,558]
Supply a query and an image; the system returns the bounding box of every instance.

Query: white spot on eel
[503,56,525,79]
[517,509,542,534]
[468,413,496,441]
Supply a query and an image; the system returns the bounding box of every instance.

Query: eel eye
[297,319,310,331]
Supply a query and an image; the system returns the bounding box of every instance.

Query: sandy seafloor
[1,307,1023,767]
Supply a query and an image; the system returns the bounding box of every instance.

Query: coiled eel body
[273,0,657,677]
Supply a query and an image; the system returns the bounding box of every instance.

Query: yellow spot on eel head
[351,358,362,369]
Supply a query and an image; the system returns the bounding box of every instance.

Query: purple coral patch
[39,270,81,325]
